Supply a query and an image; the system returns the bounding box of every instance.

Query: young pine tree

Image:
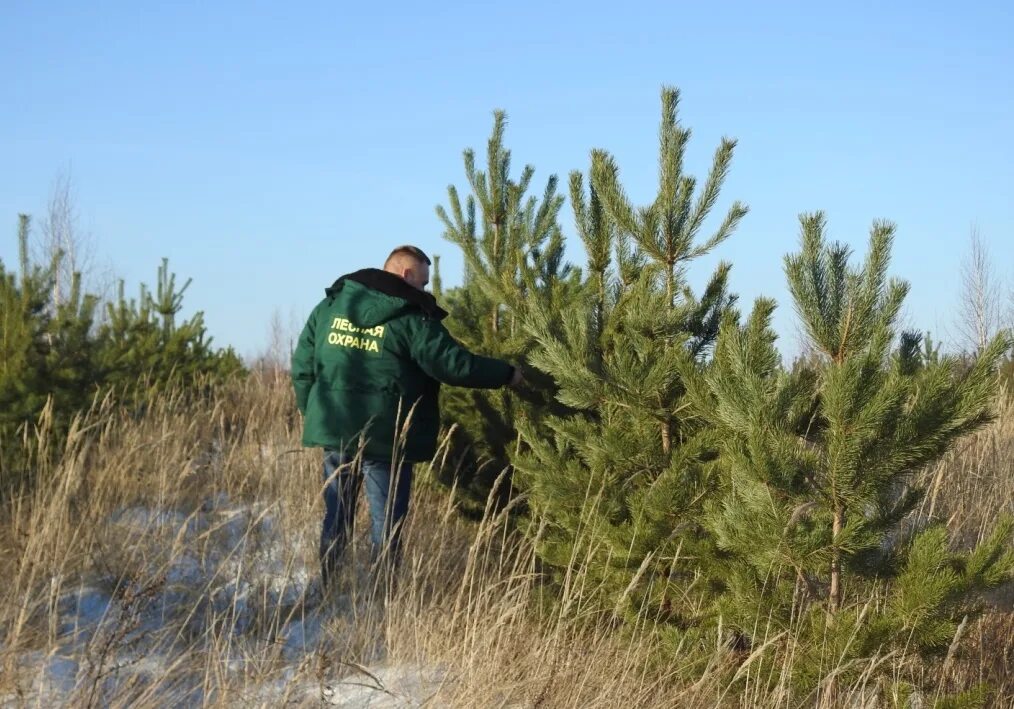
[1,217,243,490]
[698,212,1013,696]
[96,258,243,409]
[0,215,100,485]
[512,87,747,633]
[434,111,577,506]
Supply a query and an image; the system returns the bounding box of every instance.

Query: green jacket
[291,269,514,462]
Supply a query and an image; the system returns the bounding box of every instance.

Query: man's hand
[508,366,526,389]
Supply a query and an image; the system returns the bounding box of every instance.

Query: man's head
[384,245,431,291]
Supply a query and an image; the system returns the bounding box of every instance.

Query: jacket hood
[324,268,448,327]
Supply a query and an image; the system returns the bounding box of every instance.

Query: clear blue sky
[3,1,1012,360]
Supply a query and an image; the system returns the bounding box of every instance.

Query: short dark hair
[385,245,431,267]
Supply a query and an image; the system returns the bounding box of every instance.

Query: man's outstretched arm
[410,318,518,389]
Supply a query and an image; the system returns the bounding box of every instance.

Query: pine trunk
[661,261,677,454]
[492,221,501,335]
[828,506,843,622]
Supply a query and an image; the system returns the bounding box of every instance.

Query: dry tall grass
[915,392,1014,702]
[0,376,1010,707]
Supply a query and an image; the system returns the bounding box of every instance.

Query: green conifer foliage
[511,87,747,630]
[96,258,244,407]
[433,111,577,506]
[1,215,243,489]
[0,215,100,483]
[1,216,54,480]
[697,212,1013,694]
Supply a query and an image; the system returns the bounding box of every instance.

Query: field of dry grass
[0,374,1010,707]
[914,390,1014,702]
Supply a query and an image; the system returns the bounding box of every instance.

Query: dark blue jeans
[319,449,413,587]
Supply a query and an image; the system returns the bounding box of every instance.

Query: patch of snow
[108,506,193,534]
[57,586,113,638]
[279,612,326,660]
[3,494,447,708]
[255,663,448,708]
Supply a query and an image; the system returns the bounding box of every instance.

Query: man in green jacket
[291,245,522,587]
